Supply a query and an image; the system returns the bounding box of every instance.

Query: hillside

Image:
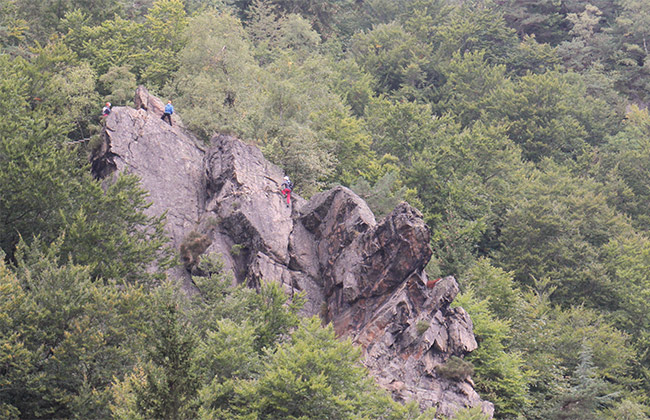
[2,1,650,419]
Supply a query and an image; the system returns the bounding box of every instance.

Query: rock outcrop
[92,87,494,418]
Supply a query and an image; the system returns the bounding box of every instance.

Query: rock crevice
[92,87,494,418]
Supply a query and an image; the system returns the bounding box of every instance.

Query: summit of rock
[92,87,494,418]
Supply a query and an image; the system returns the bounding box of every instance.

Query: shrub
[180,230,212,270]
[436,356,474,381]
[416,320,430,335]
[230,243,246,256]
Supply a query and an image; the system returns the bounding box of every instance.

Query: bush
[416,320,430,335]
[436,356,474,381]
[230,243,246,256]
[180,231,212,270]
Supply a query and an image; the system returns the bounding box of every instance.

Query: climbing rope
[66,137,91,145]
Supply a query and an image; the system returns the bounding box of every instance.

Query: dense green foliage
[1,251,435,419]
[3,0,650,418]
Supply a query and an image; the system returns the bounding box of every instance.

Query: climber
[427,277,442,289]
[281,175,293,205]
[161,100,174,126]
[102,102,111,117]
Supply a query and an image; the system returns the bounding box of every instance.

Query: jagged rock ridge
[93,87,494,418]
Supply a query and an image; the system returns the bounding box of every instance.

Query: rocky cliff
[92,87,494,418]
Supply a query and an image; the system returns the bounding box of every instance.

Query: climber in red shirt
[281,176,293,206]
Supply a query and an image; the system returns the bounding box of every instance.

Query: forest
[1,0,650,419]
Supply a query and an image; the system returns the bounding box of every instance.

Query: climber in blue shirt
[162,100,174,126]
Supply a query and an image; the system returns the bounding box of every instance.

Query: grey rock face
[93,87,204,250]
[93,87,494,418]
